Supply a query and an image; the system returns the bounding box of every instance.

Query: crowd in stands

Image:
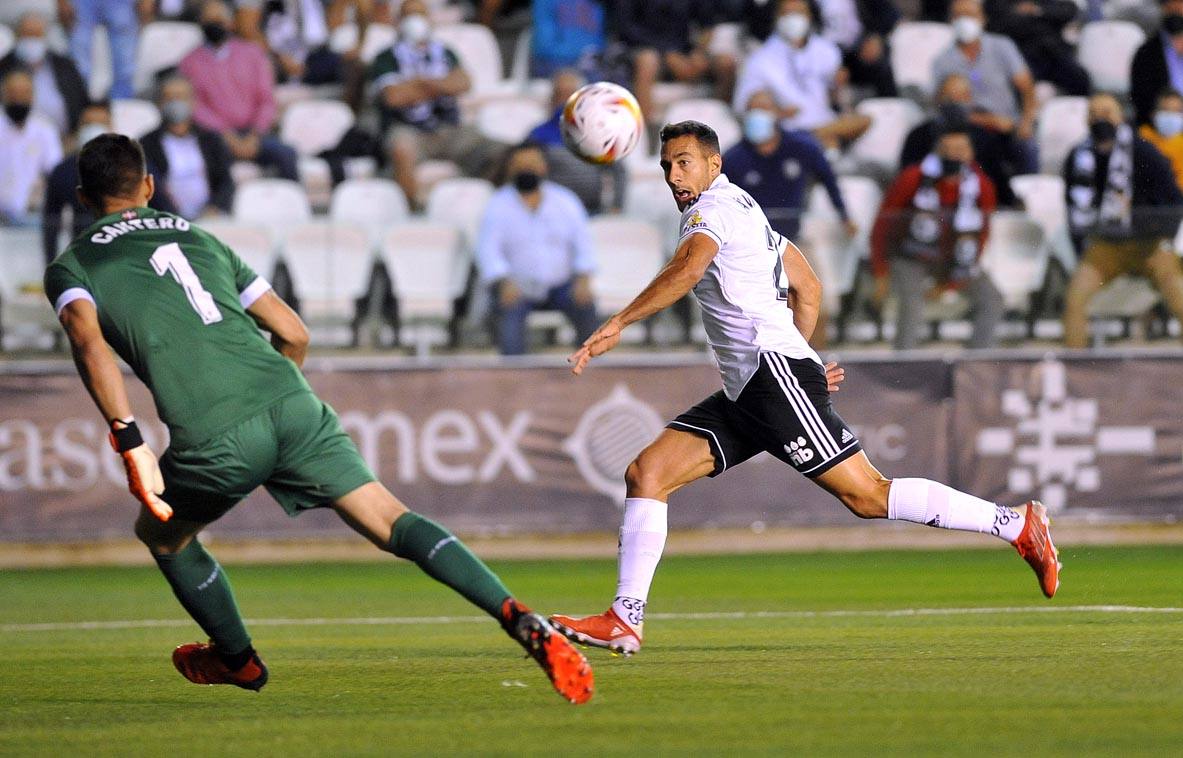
[2,0,1183,355]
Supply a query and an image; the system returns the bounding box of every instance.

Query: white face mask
[77,123,108,147]
[777,13,811,44]
[952,16,983,44]
[399,13,431,44]
[15,37,47,65]
[1154,110,1183,138]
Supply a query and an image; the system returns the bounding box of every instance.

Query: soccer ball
[560,82,644,165]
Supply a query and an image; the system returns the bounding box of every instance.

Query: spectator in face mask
[475,142,598,355]
[140,76,235,220]
[0,13,89,136]
[0,69,63,226]
[1141,89,1183,191]
[870,123,1003,350]
[1131,0,1183,128]
[933,0,1037,174]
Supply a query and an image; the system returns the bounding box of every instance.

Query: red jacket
[870,162,996,278]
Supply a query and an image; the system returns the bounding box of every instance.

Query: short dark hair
[496,139,548,184]
[1156,87,1183,106]
[659,120,721,156]
[78,133,146,208]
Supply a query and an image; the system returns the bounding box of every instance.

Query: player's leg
[966,271,1003,349]
[891,257,928,350]
[1062,242,1110,348]
[632,47,661,125]
[1144,241,1183,343]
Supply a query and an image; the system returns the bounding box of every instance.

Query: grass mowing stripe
[4,604,1180,633]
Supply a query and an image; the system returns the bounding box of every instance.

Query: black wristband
[110,420,144,452]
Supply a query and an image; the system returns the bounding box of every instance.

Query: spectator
[899,73,1018,206]
[615,0,738,125]
[0,13,89,136]
[527,68,625,214]
[933,0,1038,174]
[983,0,1089,96]
[1130,0,1183,128]
[1141,89,1183,191]
[140,76,235,220]
[42,100,115,263]
[476,142,598,356]
[0,69,63,226]
[478,0,533,79]
[234,0,346,85]
[1062,93,1183,348]
[179,0,299,181]
[724,89,854,240]
[734,0,872,150]
[154,0,204,22]
[57,0,151,99]
[531,0,606,79]
[817,0,901,97]
[369,0,506,206]
[870,122,1003,350]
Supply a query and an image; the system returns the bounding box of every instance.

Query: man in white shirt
[549,120,1062,657]
[733,0,871,149]
[0,69,63,224]
[476,142,598,355]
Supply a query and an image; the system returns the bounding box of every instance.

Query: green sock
[153,539,252,655]
[388,512,512,619]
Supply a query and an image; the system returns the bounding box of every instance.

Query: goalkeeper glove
[109,419,173,522]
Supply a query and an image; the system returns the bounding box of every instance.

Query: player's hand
[824,360,845,393]
[568,317,623,375]
[117,444,173,522]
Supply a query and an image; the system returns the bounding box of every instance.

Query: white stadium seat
[86,25,113,100]
[380,221,466,352]
[889,22,955,97]
[980,211,1049,312]
[1010,174,1076,273]
[803,175,883,309]
[134,21,203,95]
[664,98,742,152]
[1037,97,1089,175]
[475,97,548,144]
[1076,21,1144,95]
[329,178,411,239]
[588,218,664,313]
[193,219,278,280]
[433,23,511,95]
[425,177,495,249]
[281,221,375,333]
[280,99,355,156]
[232,179,312,231]
[850,97,924,174]
[329,22,398,64]
[0,227,56,347]
[111,98,161,139]
[624,175,681,251]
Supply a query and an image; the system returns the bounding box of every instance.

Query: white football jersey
[679,173,823,399]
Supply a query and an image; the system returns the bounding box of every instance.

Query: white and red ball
[560,81,644,165]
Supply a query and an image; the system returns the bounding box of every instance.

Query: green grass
[2,545,1181,756]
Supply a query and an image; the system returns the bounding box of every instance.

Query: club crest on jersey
[682,209,707,236]
[121,209,137,220]
[784,436,814,466]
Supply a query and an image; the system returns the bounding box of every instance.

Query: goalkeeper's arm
[58,299,172,522]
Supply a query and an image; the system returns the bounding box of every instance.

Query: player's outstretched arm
[781,239,822,342]
[569,232,720,375]
[59,300,172,521]
[246,290,310,368]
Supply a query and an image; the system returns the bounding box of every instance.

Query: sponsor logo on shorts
[784,436,814,466]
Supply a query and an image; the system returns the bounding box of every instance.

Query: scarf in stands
[393,39,459,129]
[899,154,983,284]
[1068,123,1134,232]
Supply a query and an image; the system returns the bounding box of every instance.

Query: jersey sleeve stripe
[54,287,96,316]
[238,276,272,309]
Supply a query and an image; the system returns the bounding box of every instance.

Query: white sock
[612,497,667,633]
[887,478,1025,543]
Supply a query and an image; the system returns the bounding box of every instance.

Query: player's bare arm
[781,239,822,342]
[246,290,310,368]
[569,231,720,375]
[59,299,172,521]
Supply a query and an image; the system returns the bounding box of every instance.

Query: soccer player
[44,134,593,704]
[550,121,1061,656]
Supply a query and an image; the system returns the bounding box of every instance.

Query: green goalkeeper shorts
[158,390,377,524]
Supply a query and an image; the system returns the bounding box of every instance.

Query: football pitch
[2,545,1180,756]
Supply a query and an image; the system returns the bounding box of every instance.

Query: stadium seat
[134,21,202,95]
[433,23,512,96]
[624,175,681,251]
[232,179,312,231]
[0,227,56,347]
[849,97,924,175]
[329,22,397,64]
[86,25,112,100]
[980,211,1049,313]
[329,178,411,241]
[1037,97,1088,175]
[663,98,742,152]
[281,221,375,340]
[425,177,495,249]
[588,218,664,313]
[279,99,355,156]
[475,96,548,144]
[1010,174,1076,273]
[111,98,161,139]
[889,22,955,97]
[1076,21,1144,95]
[0,24,13,60]
[193,219,278,280]
[803,175,883,311]
[379,221,466,353]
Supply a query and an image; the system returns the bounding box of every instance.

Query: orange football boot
[172,642,269,691]
[501,599,594,704]
[1013,500,1062,598]
[549,607,642,656]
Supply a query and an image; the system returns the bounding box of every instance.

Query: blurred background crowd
[2,0,1183,355]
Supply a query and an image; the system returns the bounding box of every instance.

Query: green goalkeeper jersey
[44,206,311,449]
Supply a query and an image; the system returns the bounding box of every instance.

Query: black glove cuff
[110,420,144,452]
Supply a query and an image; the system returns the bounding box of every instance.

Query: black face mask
[940,157,963,176]
[4,102,31,125]
[1164,14,1183,35]
[1089,120,1117,143]
[202,22,228,46]
[512,171,541,192]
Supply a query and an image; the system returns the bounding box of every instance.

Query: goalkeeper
[43,133,593,705]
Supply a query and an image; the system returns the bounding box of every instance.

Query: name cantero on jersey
[91,215,191,244]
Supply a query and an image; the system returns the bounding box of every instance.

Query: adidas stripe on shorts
[668,352,862,478]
